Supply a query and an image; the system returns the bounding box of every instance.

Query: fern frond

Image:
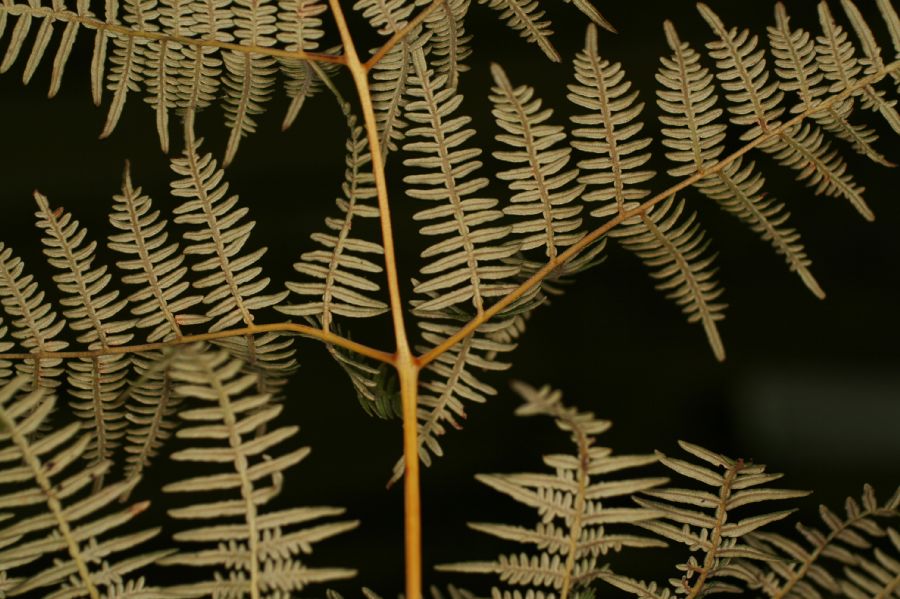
[109,163,206,343]
[141,0,193,152]
[478,0,559,62]
[560,0,614,34]
[658,20,823,299]
[415,0,471,89]
[0,377,167,598]
[354,0,414,35]
[569,25,726,360]
[768,2,894,168]
[222,0,279,166]
[170,136,296,395]
[159,347,358,597]
[276,0,330,130]
[816,1,900,135]
[100,0,155,140]
[737,484,900,599]
[35,193,134,469]
[628,440,809,598]
[698,2,873,221]
[174,0,232,122]
[372,32,428,162]
[278,115,388,327]
[439,382,665,597]
[405,48,519,315]
[490,63,586,263]
[876,0,900,90]
[0,242,68,391]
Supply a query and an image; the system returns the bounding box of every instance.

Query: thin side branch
[0,322,395,364]
[417,60,900,368]
[364,0,443,71]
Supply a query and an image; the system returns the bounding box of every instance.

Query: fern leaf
[570,25,726,360]
[109,163,207,343]
[276,0,333,131]
[415,0,472,89]
[737,484,900,599]
[0,321,11,389]
[100,0,154,139]
[35,193,134,470]
[876,0,900,90]
[0,0,34,74]
[159,347,357,596]
[0,243,68,391]
[0,377,167,597]
[141,0,193,152]
[353,0,414,35]
[222,0,278,166]
[169,137,295,394]
[405,48,519,314]
[479,0,560,62]
[698,2,873,221]
[174,0,232,122]
[278,114,388,327]
[768,2,893,168]
[631,440,809,598]
[560,0,614,33]
[817,1,900,135]
[658,20,823,299]
[439,382,664,595]
[490,63,587,263]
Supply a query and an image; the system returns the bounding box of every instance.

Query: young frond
[415,0,472,89]
[698,2,873,221]
[0,377,166,598]
[159,347,358,597]
[278,115,388,328]
[404,48,520,315]
[617,440,809,598]
[657,21,822,299]
[478,0,559,62]
[736,484,900,599]
[0,242,68,391]
[489,63,586,263]
[439,382,665,598]
[35,193,134,468]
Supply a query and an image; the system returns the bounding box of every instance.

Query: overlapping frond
[737,484,900,599]
[698,2,873,221]
[0,377,167,597]
[415,0,471,89]
[478,0,559,62]
[278,114,388,328]
[657,20,823,299]
[35,193,134,469]
[170,137,296,394]
[159,347,358,596]
[768,3,894,167]
[604,441,808,598]
[439,382,665,598]
[0,242,68,391]
[569,25,726,360]
[816,1,900,135]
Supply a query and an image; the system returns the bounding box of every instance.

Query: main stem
[327,1,422,596]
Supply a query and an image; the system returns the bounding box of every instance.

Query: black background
[1,0,899,594]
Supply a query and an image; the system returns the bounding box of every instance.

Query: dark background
[1,0,898,594]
